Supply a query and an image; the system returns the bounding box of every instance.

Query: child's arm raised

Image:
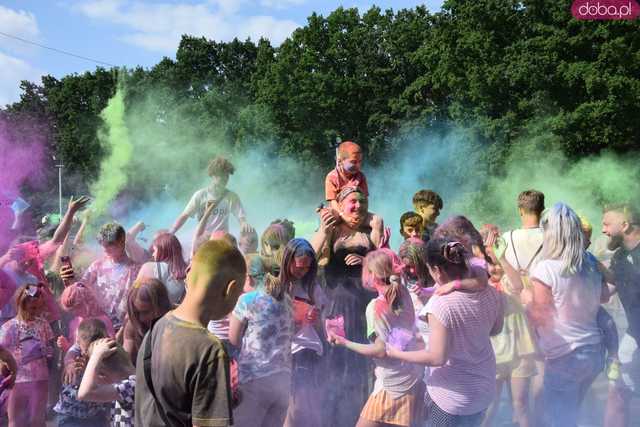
[40,196,90,260]
[77,338,119,402]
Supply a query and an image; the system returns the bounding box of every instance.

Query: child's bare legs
[481,377,505,427]
[284,384,322,427]
[531,361,547,427]
[511,376,531,427]
[8,380,48,427]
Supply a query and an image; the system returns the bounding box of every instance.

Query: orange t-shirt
[324,169,369,201]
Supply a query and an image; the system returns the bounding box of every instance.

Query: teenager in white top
[170,156,253,235]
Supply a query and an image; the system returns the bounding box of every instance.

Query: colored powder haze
[86,83,639,256]
[0,116,47,250]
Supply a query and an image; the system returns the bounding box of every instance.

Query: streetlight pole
[55,163,63,217]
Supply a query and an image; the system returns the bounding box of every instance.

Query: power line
[0,31,117,68]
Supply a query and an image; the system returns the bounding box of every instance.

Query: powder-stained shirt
[0,316,53,383]
[232,290,293,383]
[365,286,423,399]
[531,253,603,359]
[609,242,640,342]
[135,313,233,427]
[81,257,140,328]
[291,281,328,356]
[324,169,369,201]
[182,187,246,234]
[424,286,503,416]
[54,345,110,419]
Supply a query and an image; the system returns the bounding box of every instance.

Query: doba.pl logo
[572,0,640,19]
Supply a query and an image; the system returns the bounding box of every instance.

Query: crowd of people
[0,140,638,427]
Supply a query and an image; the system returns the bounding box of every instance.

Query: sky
[0,0,443,106]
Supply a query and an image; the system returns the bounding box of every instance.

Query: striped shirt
[423,286,503,416]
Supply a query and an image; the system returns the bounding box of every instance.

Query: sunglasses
[25,283,45,298]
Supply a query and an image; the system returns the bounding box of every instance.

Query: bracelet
[453,280,462,290]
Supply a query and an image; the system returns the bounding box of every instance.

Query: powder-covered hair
[97,223,125,245]
[399,211,423,238]
[60,282,102,316]
[279,238,318,305]
[260,223,289,254]
[126,277,172,339]
[398,237,432,286]
[209,231,238,248]
[425,238,469,280]
[191,240,247,292]
[270,219,295,242]
[152,232,187,281]
[540,202,586,275]
[260,223,290,274]
[337,141,362,160]
[363,249,405,316]
[245,254,268,282]
[207,156,235,177]
[434,216,492,265]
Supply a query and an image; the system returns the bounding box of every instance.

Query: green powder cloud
[89,84,132,218]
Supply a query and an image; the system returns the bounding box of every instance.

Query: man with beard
[171,156,253,235]
[602,202,640,427]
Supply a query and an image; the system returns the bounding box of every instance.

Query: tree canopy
[3,0,639,214]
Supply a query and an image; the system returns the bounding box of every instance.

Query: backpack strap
[142,320,172,426]
[509,231,522,271]
[510,230,543,274]
[525,244,543,272]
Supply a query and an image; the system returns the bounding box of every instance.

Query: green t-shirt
[135,313,233,427]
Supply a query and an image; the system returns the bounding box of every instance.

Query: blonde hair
[541,202,586,275]
[264,274,289,301]
[363,249,404,315]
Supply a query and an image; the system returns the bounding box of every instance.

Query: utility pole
[55,162,63,217]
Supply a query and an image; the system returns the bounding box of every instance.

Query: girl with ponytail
[327,248,424,427]
[387,238,504,427]
[229,254,294,427]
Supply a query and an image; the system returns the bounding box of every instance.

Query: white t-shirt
[530,254,603,359]
[182,187,246,233]
[502,228,544,272]
[138,262,185,305]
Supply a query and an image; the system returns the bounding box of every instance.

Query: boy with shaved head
[135,240,246,427]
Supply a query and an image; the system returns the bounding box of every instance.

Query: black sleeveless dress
[322,226,376,427]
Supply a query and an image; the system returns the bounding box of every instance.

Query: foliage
[3,0,639,212]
